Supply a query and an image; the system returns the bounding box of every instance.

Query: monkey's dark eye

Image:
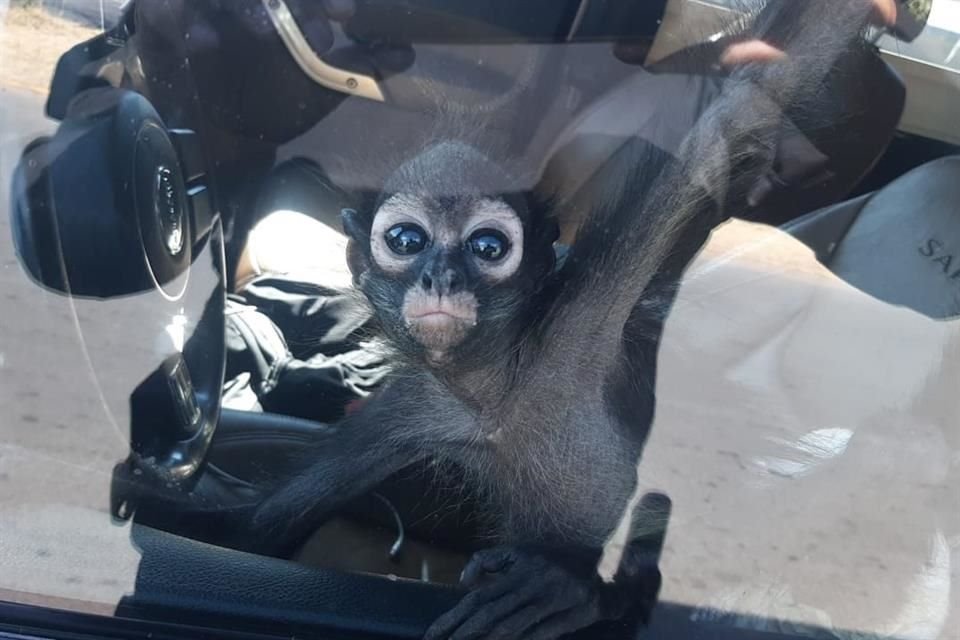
[385,223,428,255]
[467,229,509,262]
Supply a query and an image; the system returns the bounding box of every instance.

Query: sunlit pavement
[27,0,126,29]
[0,85,137,609]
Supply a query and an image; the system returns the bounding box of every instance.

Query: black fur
[252,2,879,637]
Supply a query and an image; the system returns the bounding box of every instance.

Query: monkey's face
[345,193,530,362]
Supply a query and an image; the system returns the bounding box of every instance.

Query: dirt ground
[0,6,98,94]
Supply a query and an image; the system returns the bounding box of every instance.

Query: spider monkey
[251,2,883,638]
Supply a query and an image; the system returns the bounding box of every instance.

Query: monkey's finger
[467,604,541,640]
[746,173,777,208]
[424,577,526,640]
[720,40,787,67]
[444,585,546,640]
[443,568,588,640]
[459,547,517,587]
[871,0,897,27]
[516,603,603,640]
[476,582,592,639]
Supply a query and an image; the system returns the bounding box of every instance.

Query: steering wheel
[10,88,226,511]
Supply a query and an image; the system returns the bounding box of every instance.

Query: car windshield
[1,2,958,640]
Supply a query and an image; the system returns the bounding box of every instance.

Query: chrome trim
[261,0,385,102]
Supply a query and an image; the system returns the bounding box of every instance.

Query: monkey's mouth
[409,309,473,322]
[406,307,476,336]
[402,290,478,351]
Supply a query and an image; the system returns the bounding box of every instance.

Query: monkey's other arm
[424,539,662,640]
[249,372,464,553]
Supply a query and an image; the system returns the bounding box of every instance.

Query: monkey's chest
[471,404,642,547]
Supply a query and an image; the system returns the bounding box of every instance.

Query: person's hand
[137,0,359,145]
[870,0,898,28]
[721,0,897,67]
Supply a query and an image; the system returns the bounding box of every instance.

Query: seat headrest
[828,156,960,319]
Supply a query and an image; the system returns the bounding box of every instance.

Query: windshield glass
[879,0,960,68]
[1,1,958,639]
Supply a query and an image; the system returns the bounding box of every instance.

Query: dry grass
[0,6,98,94]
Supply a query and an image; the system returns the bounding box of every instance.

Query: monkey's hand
[424,545,659,640]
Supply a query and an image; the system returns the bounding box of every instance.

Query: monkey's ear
[341,207,369,243]
[341,208,372,279]
[345,239,368,280]
[543,218,560,246]
[525,218,560,284]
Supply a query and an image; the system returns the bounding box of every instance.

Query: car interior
[3,0,960,638]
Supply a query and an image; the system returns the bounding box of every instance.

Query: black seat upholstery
[784,156,960,319]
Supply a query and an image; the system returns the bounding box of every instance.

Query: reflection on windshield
[649,217,960,637]
[0,0,958,639]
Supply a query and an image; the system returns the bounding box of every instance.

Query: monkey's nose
[422,268,463,294]
[443,269,464,293]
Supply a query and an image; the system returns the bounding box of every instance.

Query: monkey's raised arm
[538,0,879,369]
